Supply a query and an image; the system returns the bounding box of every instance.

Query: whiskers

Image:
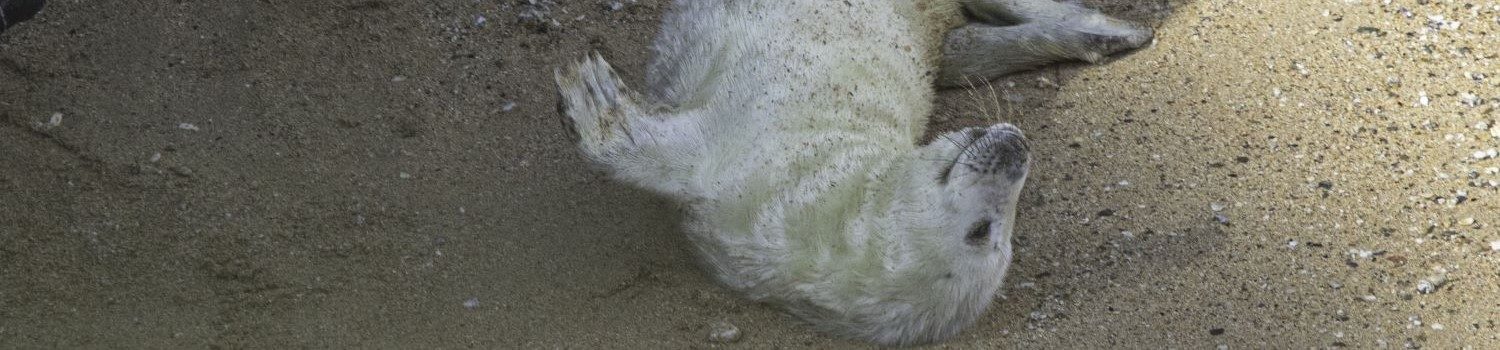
[924,132,989,182]
[922,77,1023,177]
[957,76,1018,124]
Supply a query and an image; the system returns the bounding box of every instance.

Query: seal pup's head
[902,123,1030,253]
[829,123,1030,345]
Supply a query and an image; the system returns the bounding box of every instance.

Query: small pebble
[1003,92,1025,103]
[1416,274,1447,294]
[399,172,412,179]
[1426,15,1461,30]
[1490,240,1500,251]
[1416,280,1437,294]
[708,321,741,343]
[392,75,407,82]
[463,297,480,309]
[1036,77,1059,89]
[501,100,517,112]
[1459,93,1480,107]
[1214,214,1230,225]
[178,123,200,131]
[1477,149,1499,160]
[1210,203,1226,211]
[47,112,63,127]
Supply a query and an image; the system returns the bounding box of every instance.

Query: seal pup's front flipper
[555,53,708,199]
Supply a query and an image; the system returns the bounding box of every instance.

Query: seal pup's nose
[960,123,1030,181]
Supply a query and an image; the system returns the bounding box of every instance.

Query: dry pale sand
[1,0,1497,348]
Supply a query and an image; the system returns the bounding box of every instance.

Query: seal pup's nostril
[956,126,1030,180]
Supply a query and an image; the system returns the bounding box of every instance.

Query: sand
[1,0,1496,348]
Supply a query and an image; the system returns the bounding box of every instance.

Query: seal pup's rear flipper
[555,53,708,199]
[937,0,1152,86]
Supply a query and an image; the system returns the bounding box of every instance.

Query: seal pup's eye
[937,161,955,184]
[964,220,992,246]
[936,128,987,184]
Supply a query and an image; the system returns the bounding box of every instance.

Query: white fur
[556,0,1038,345]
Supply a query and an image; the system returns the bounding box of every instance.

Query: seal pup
[554,0,1150,345]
